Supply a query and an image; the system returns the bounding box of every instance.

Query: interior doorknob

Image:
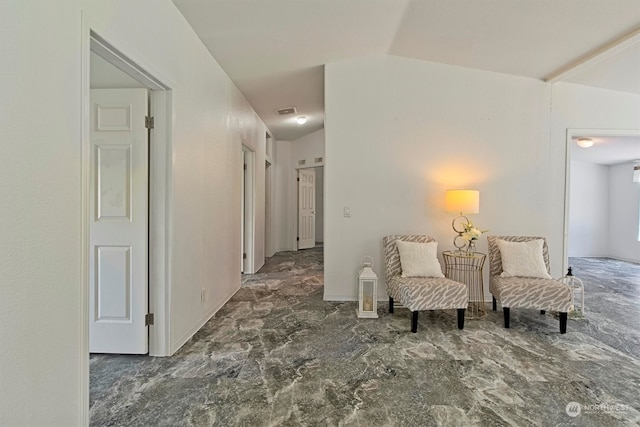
[311,211,315,214]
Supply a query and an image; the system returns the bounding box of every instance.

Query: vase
[466,240,476,255]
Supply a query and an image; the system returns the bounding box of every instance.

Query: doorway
[242,146,255,273]
[296,166,324,250]
[83,31,172,358]
[265,160,274,258]
[563,129,640,270]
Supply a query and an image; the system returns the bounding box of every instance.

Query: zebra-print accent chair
[382,235,468,333]
[487,236,572,334]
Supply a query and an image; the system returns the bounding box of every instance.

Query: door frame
[81,14,174,422]
[294,166,322,251]
[265,159,274,258]
[297,168,317,250]
[265,134,275,258]
[242,146,255,273]
[562,128,640,272]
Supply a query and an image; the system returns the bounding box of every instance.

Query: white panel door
[90,88,148,354]
[298,168,316,250]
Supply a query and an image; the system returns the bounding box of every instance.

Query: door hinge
[297,237,299,241]
[145,313,154,326]
[244,164,247,170]
[243,253,247,259]
[145,116,155,129]
[297,177,300,182]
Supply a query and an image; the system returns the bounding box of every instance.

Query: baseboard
[274,247,295,253]
[569,255,640,264]
[170,285,240,355]
[568,254,609,258]
[604,255,640,264]
[253,260,265,273]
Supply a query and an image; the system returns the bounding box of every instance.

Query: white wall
[568,161,609,257]
[552,82,640,263]
[0,1,266,424]
[315,166,325,242]
[568,159,640,261]
[608,162,640,262]
[551,83,640,132]
[291,128,325,168]
[273,140,295,252]
[324,56,557,301]
[1,3,84,424]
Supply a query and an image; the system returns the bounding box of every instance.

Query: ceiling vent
[275,106,297,116]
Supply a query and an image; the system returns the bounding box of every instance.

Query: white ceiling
[172,0,640,141]
[571,135,640,166]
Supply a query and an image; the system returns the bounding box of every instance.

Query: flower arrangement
[462,221,488,243]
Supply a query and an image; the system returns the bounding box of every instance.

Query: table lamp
[445,189,479,251]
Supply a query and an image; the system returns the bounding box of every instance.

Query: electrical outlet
[344,206,351,217]
[201,288,206,303]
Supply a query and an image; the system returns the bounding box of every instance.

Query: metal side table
[443,251,487,319]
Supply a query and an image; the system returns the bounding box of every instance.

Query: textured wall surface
[324,56,554,301]
[0,0,266,424]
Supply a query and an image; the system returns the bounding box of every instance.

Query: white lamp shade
[445,189,479,214]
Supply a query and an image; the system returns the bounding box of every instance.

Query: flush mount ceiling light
[577,138,594,148]
[296,116,307,125]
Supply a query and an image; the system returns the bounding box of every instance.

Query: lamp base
[452,213,469,251]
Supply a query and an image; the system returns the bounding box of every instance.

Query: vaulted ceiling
[172,0,640,141]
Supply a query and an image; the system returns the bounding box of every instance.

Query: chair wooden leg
[492,296,497,311]
[457,309,465,330]
[411,311,418,333]
[560,312,567,334]
[540,310,546,315]
[389,297,394,314]
[503,307,510,328]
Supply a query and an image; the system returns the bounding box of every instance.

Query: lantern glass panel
[362,280,375,312]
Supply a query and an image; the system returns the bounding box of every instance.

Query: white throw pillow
[497,239,551,279]
[396,240,445,278]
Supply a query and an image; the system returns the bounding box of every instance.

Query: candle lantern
[357,256,378,319]
[561,266,585,318]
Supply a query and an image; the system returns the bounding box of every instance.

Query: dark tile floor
[90,251,640,426]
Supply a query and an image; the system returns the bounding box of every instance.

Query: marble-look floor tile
[90,252,640,426]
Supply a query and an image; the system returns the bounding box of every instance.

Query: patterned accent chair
[382,235,468,333]
[487,236,572,334]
